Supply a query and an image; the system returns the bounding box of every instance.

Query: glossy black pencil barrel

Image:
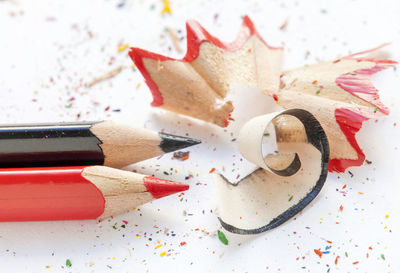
[0,123,103,167]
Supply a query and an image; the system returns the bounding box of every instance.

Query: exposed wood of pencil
[91,121,200,168]
[91,121,162,168]
[82,166,189,219]
[82,166,155,218]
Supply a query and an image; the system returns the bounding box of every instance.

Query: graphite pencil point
[158,132,201,153]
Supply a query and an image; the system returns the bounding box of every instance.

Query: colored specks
[279,18,288,31]
[374,106,378,113]
[314,249,323,258]
[272,94,280,104]
[217,230,229,245]
[173,151,190,161]
[4,4,397,272]
[154,244,162,249]
[118,44,130,52]
[353,261,359,265]
[358,192,364,195]
[185,174,194,180]
[161,0,171,14]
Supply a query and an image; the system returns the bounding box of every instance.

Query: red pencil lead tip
[143,176,189,199]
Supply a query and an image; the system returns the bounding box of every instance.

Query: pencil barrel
[0,123,104,167]
[0,166,105,221]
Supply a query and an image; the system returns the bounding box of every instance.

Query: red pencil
[0,166,189,222]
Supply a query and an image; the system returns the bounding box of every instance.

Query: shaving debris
[167,28,183,53]
[172,151,190,161]
[85,66,124,88]
[161,0,171,14]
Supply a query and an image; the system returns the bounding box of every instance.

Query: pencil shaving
[85,65,124,88]
[167,28,183,53]
[214,109,329,234]
[130,16,282,127]
[278,52,395,171]
[131,16,396,172]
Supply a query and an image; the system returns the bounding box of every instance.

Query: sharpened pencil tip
[158,132,201,153]
[143,176,189,199]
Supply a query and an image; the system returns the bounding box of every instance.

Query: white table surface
[1,0,400,272]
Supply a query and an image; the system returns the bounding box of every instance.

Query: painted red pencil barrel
[0,166,105,222]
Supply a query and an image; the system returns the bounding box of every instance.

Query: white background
[1,0,400,272]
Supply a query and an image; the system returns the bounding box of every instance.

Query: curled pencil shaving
[130,16,396,172]
[215,109,329,234]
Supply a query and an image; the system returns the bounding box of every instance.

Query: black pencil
[0,121,200,168]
